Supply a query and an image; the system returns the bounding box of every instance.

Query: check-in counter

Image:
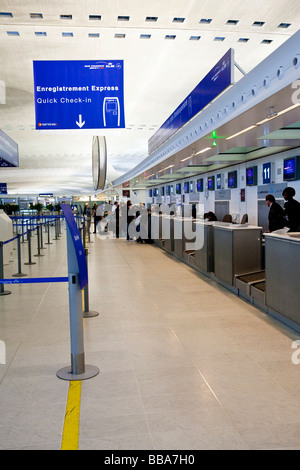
[161,215,174,253]
[193,221,215,274]
[213,224,263,286]
[264,232,300,329]
[173,217,195,260]
[151,213,162,245]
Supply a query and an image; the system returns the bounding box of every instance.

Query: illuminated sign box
[33,60,125,130]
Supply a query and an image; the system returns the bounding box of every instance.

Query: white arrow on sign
[76,115,85,128]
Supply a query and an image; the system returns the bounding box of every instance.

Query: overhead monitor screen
[208,176,215,191]
[283,157,297,181]
[160,186,165,196]
[184,182,189,193]
[197,178,203,192]
[148,189,153,197]
[166,185,170,195]
[246,167,257,186]
[176,183,181,194]
[228,171,237,188]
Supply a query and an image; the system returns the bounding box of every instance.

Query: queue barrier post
[12,234,27,277]
[34,225,44,258]
[0,242,11,296]
[83,248,99,318]
[24,228,36,266]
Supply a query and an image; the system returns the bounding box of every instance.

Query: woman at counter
[282,187,300,232]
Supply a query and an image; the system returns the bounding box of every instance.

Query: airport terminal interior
[1,0,300,451]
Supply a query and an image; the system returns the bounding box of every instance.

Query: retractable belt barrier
[0,210,99,381]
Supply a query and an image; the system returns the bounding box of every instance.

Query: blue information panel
[33,60,125,130]
[148,49,234,154]
[61,204,88,289]
[0,129,19,167]
[0,183,7,194]
[263,163,271,184]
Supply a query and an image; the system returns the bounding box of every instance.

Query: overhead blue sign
[33,60,125,130]
[148,49,234,154]
[0,183,7,194]
[61,204,88,289]
[0,129,19,167]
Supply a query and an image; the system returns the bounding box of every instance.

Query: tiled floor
[1,225,300,450]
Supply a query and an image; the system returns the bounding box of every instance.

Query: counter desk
[213,224,263,287]
[265,232,300,330]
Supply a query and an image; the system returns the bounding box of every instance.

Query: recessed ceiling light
[35,31,47,36]
[0,12,13,17]
[60,14,72,20]
[238,38,249,42]
[173,17,185,23]
[165,35,176,39]
[252,21,265,27]
[214,36,225,41]
[62,32,73,37]
[115,33,126,38]
[200,18,212,24]
[278,22,291,28]
[88,33,100,37]
[89,15,101,20]
[226,19,239,25]
[7,31,19,36]
[261,39,273,44]
[140,34,151,39]
[190,35,201,40]
[145,16,158,22]
[118,16,130,21]
[30,13,43,19]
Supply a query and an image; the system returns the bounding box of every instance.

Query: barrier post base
[0,290,11,296]
[83,310,99,318]
[56,364,100,381]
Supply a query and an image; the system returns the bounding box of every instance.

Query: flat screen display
[246,166,257,186]
[176,183,181,194]
[190,181,194,193]
[148,189,153,197]
[228,171,237,188]
[184,182,189,193]
[170,185,174,194]
[160,186,165,196]
[208,176,215,191]
[166,185,170,195]
[216,174,222,190]
[197,178,203,192]
[153,188,158,197]
[283,157,296,181]
[122,190,130,197]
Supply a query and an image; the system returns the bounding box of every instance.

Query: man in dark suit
[265,194,286,232]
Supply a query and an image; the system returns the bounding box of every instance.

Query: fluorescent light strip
[180,147,211,162]
[226,125,256,140]
[226,103,300,140]
[158,164,175,173]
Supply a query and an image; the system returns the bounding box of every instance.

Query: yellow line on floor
[61,380,82,450]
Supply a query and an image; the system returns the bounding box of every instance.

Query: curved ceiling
[0,0,299,196]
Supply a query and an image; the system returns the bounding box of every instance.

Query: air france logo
[211,59,229,82]
[0,340,6,365]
